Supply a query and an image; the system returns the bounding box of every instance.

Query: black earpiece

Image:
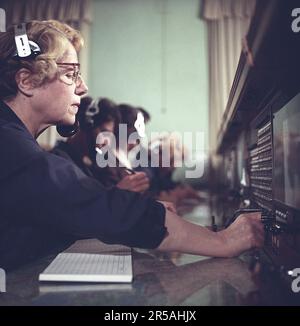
[56,119,80,138]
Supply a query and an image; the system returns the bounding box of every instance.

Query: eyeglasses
[56,62,83,87]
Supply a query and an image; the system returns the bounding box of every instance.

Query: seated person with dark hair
[52,97,150,192]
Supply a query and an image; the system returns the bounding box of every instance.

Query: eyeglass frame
[56,62,83,87]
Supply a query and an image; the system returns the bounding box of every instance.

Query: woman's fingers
[222,212,265,257]
[118,172,150,192]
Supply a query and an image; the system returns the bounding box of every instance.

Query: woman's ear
[15,68,34,97]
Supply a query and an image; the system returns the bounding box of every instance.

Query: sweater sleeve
[14,152,167,249]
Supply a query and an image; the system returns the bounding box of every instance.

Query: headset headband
[13,23,41,58]
[84,98,101,128]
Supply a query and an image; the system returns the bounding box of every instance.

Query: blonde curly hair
[0,20,83,100]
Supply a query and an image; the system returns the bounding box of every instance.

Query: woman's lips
[69,105,79,115]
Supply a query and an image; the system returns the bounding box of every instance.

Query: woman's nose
[76,77,88,96]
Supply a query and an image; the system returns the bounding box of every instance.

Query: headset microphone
[56,119,80,138]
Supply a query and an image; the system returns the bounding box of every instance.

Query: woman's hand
[157,210,264,258]
[219,212,265,257]
[117,172,150,193]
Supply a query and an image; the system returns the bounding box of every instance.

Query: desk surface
[0,195,299,306]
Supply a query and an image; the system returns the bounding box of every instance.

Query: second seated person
[52,96,150,193]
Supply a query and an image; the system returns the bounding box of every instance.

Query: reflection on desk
[39,283,133,294]
[0,243,298,306]
[0,199,299,306]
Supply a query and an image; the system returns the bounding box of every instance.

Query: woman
[0,20,264,270]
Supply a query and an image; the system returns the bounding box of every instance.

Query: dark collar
[0,100,36,141]
[0,100,29,129]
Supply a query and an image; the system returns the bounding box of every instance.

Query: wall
[89,0,209,151]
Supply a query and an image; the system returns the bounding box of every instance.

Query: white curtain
[2,0,92,148]
[200,0,256,152]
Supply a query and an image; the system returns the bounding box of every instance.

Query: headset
[77,97,102,161]
[56,119,80,137]
[12,23,79,137]
[80,97,101,131]
[13,23,41,58]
